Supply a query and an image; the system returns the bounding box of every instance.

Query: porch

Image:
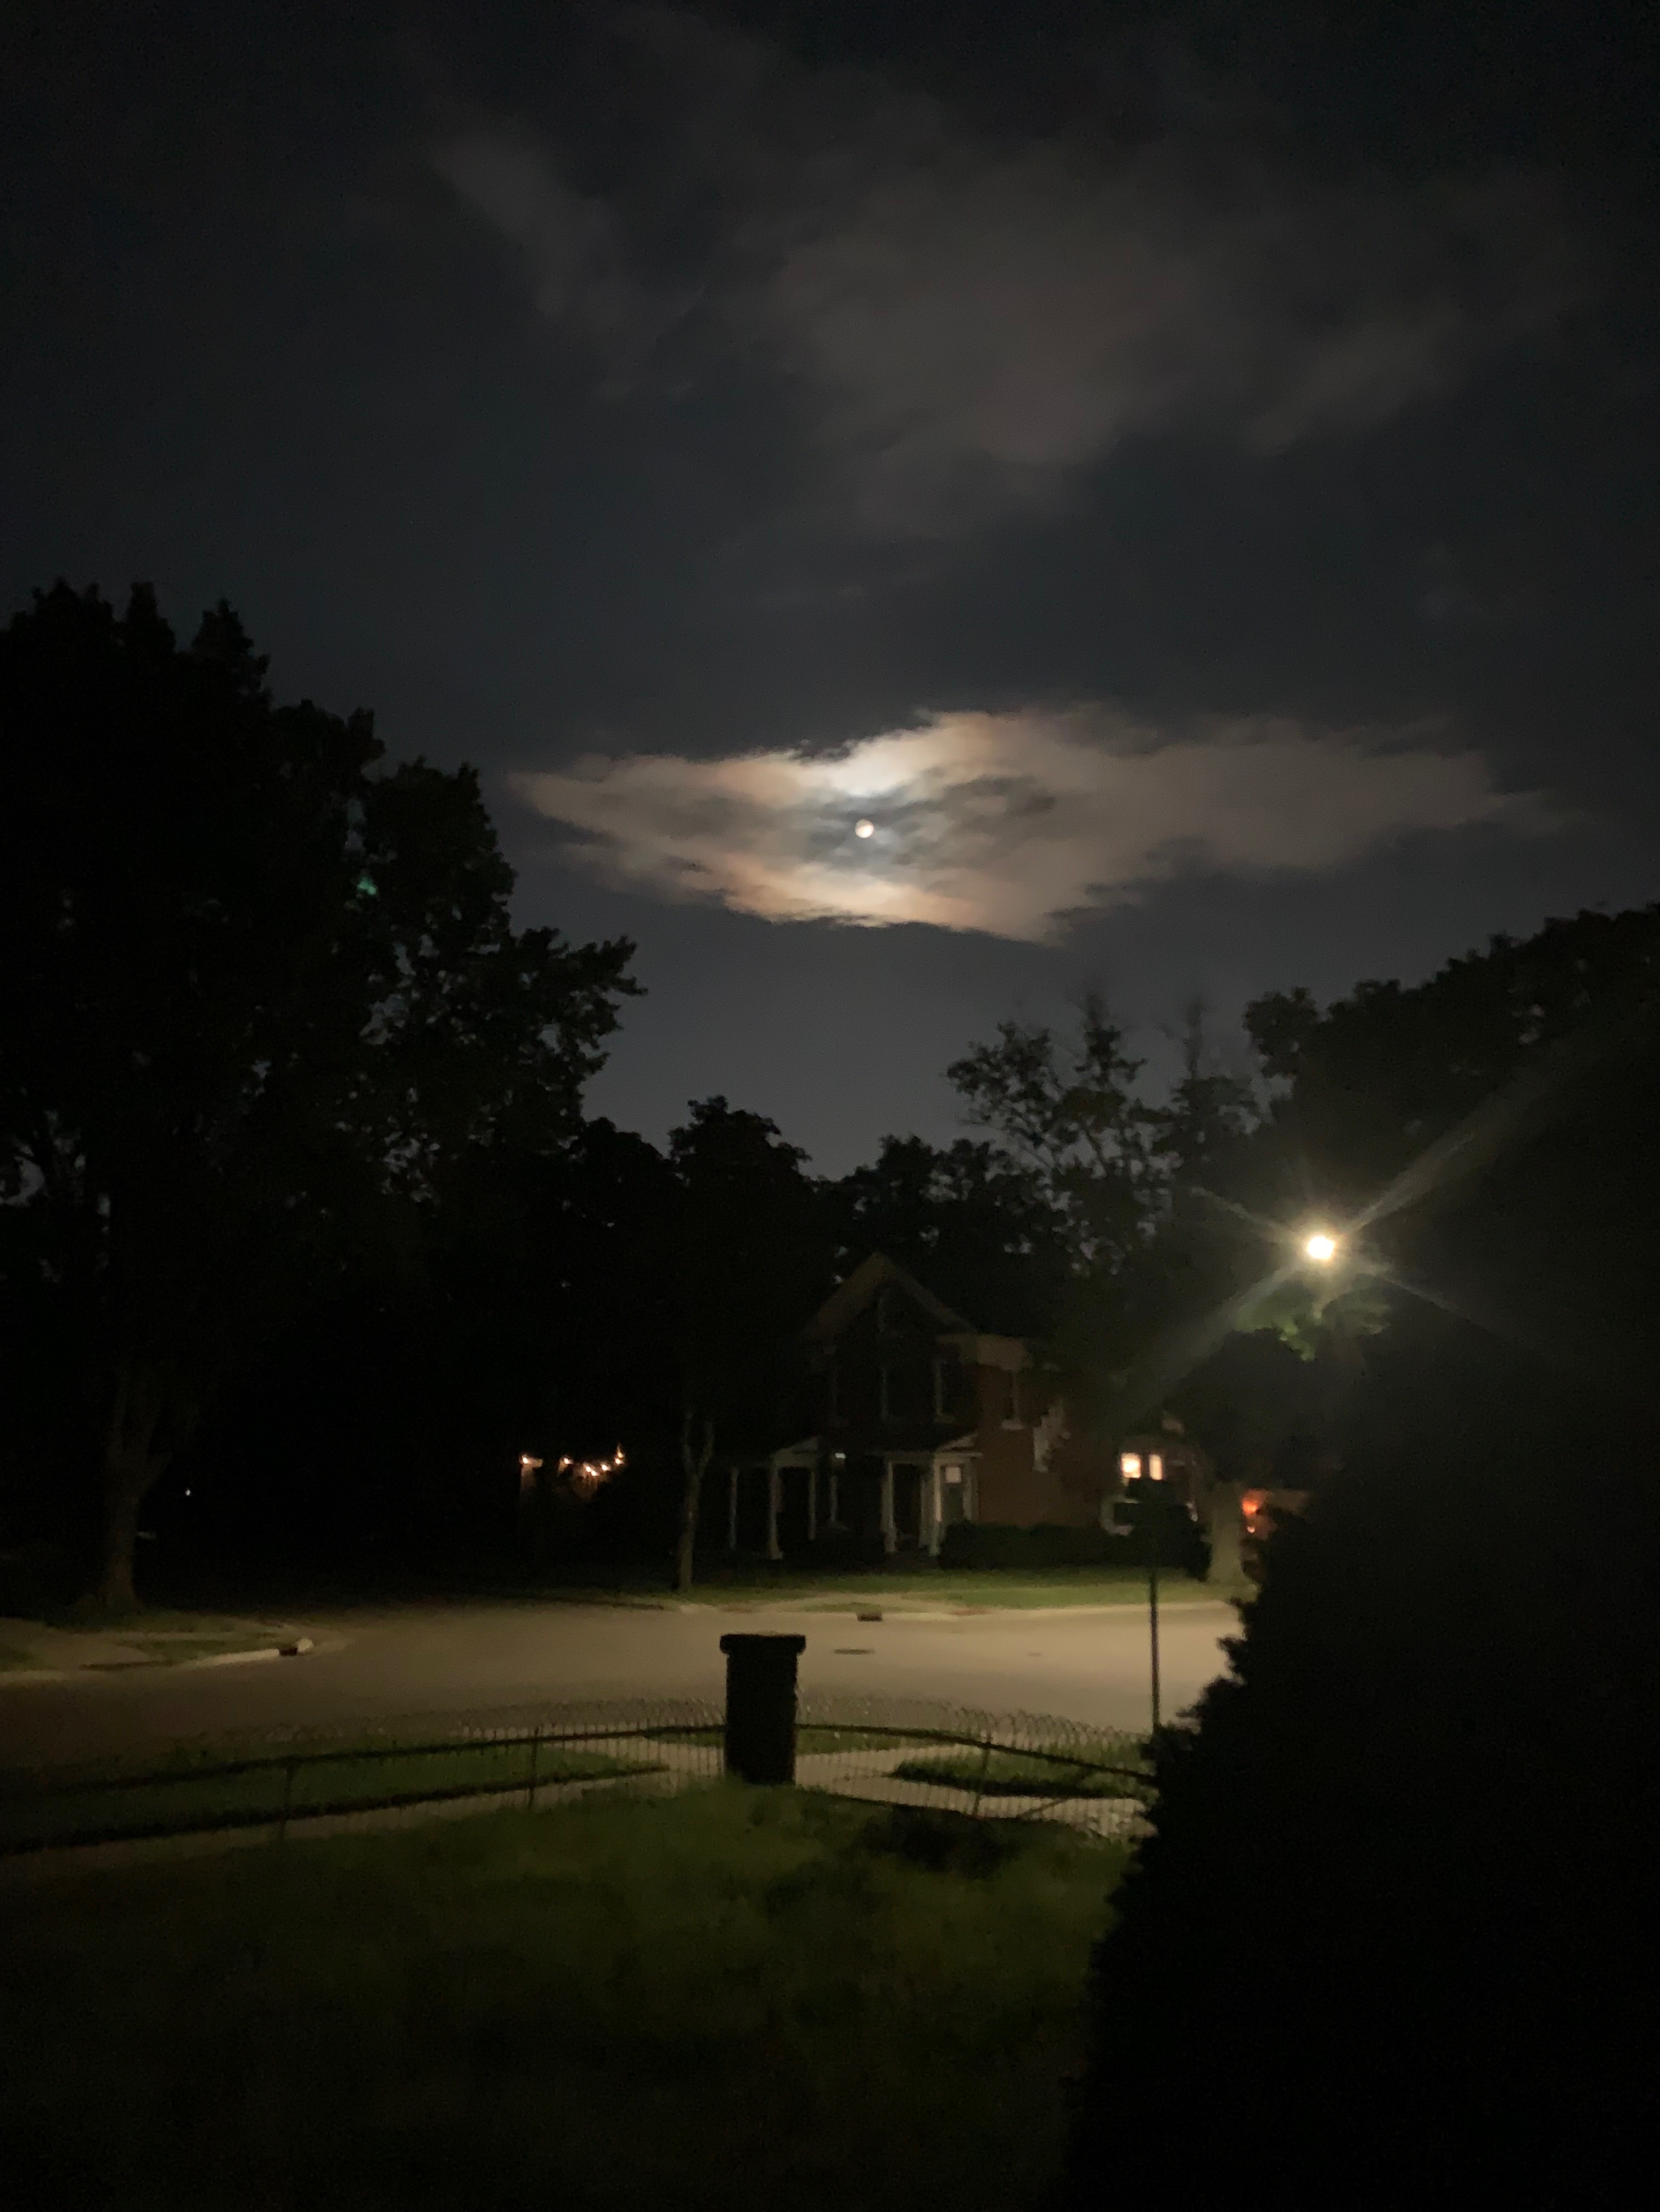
[719,1437,981,1562]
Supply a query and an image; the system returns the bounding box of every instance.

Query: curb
[0,1635,318,1687]
[181,1636,316,1670]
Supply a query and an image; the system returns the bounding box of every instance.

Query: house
[713,1252,1116,1561]
[1102,1417,1212,1535]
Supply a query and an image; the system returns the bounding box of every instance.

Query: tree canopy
[1065,909,1660,2198]
[0,582,637,1607]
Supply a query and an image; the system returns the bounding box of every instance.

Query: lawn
[117,1630,288,1662]
[541,1562,1221,1610]
[1,1785,1123,2212]
[0,1735,660,1852]
[0,1606,304,1674]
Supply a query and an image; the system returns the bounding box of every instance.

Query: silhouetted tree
[1062,910,1660,2205]
[948,994,1164,1279]
[0,583,636,1609]
[666,1098,832,1591]
[828,1134,1070,1334]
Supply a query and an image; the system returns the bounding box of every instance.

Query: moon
[854,817,875,838]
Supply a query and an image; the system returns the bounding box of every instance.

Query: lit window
[943,1464,962,1485]
[1148,1453,1164,1482]
[1120,1451,1142,1479]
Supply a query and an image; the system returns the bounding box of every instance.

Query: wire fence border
[0,1693,1156,1862]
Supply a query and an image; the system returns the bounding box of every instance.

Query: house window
[1120,1451,1142,1480]
[1148,1452,1164,1481]
[939,1462,972,1527]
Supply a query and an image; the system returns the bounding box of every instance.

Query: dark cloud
[433,18,1577,537]
[3,2,1653,1168]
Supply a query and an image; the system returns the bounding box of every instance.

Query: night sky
[6,3,1657,1169]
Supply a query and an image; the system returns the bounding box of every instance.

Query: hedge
[939,1519,1210,1576]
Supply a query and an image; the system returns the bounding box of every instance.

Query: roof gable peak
[801,1251,974,1344]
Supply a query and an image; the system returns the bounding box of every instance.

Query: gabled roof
[801,1251,973,1346]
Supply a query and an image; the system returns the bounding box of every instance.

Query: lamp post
[1146,1488,1161,1735]
[517,1453,543,1561]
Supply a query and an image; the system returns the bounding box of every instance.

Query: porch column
[807,1464,818,1542]
[727,1463,739,1553]
[766,1463,783,1561]
[928,1464,944,1556]
[880,1460,896,1555]
[828,1467,839,1526]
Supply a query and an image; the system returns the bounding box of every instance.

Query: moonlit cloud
[515,709,1555,942]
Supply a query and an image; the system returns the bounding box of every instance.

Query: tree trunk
[674,1404,714,1594]
[96,1454,156,1614]
[90,1359,181,1615]
[1203,1478,1246,1591]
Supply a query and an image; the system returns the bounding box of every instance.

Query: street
[0,1597,1239,1767]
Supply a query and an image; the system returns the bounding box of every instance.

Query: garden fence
[0,1692,1155,1867]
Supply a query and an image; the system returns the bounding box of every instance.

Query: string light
[556,1446,626,1499]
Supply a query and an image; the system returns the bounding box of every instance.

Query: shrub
[795,1527,888,1571]
[939,1523,1107,1570]
[1062,1341,1660,2205]
[938,1518,1207,1575]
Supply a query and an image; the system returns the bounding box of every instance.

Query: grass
[0,1739,659,1852]
[1,1784,1123,2212]
[542,1562,1220,1609]
[0,1600,301,1678]
[116,1632,282,1661]
[650,1724,917,1754]
[58,1605,289,1634]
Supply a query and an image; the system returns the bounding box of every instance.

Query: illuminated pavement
[0,1598,1238,1767]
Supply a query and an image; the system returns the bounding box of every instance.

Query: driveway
[0,1595,1239,1768]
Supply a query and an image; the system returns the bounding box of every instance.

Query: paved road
[0,1598,1238,1767]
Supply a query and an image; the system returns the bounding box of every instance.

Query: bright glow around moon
[514,707,1552,941]
[1304,1232,1338,1263]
